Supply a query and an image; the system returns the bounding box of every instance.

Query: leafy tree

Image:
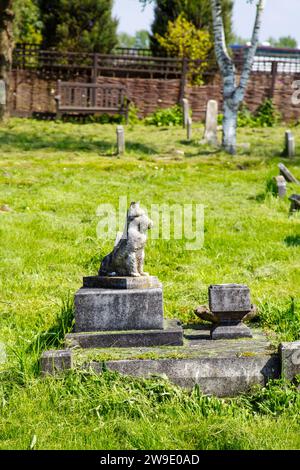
[117,32,136,49]
[140,0,233,56]
[135,30,150,49]
[13,0,43,44]
[0,0,14,121]
[231,34,249,46]
[38,0,118,52]
[117,30,150,49]
[155,13,212,84]
[211,0,266,154]
[268,36,298,49]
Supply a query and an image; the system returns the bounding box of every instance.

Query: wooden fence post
[270,62,278,99]
[179,57,188,104]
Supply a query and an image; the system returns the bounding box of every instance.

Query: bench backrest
[57,81,127,109]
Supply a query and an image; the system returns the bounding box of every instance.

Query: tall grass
[1,119,300,449]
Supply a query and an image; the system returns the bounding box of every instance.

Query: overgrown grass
[1,118,300,449]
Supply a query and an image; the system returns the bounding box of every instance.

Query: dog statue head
[127,202,153,234]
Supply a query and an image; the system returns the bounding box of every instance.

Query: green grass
[1,118,300,449]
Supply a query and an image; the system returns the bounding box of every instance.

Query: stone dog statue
[99,202,153,277]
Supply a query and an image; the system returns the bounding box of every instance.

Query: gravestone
[284,130,295,158]
[208,284,253,340]
[203,100,218,145]
[40,349,72,376]
[273,175,287,198]
[289,194,300,212]
[279,163,299,184]
[280,341,300,381]
[116,125,125,155]
[182,98,189,129]
[70,202,183,348]
[187,117,192,141]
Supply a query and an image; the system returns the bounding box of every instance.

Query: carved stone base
[83,275,161,290]
[211,322,253,340]
[75,285,164,332]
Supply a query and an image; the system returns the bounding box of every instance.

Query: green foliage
[13,0,43,44]
[239,379,300,417]
[258,298,300,342]
[218,100,281,128]
[155,13,213,85]
[231,33,249,46]
[144,105,183,126]
[268,36,298,49]
[150,0,233,56]
[265,176,278,197]
[236,105,254,127]
[38,0,118,52]
[117,30,150,49]
[254,99,281,127]
[127,103,141,126]
[29,295,75,356]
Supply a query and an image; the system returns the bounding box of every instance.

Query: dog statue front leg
[128,253,140,277]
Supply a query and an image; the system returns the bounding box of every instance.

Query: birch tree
[211,0,266,154]
[0,0,14,122]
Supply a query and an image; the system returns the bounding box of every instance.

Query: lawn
[0,118,300,450]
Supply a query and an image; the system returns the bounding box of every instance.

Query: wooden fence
[10,44,300,122]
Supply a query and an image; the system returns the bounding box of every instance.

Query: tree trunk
[211,0,266,154]
[222,98,238,155]
[0,1,14,122]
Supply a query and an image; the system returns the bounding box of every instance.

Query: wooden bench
[55,80,130,122]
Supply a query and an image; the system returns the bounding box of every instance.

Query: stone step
[65,319,183,349]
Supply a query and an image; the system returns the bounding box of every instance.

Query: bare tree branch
[211,0,234,75]
[236,0,266,101]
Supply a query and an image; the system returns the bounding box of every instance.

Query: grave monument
[203,100,218,145]
[67,202,183,348]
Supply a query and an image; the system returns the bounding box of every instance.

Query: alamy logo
[96,196,205,251]
[292,349,300,366]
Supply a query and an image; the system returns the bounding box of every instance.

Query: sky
[112,0,300,46]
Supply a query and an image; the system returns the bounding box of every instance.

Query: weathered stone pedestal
[72,276,183,347]
[209,284,253,340]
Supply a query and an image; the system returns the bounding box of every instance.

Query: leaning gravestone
[67,202,183,348]
[116,125,125,155]
[203,100,218,145]
[284,130,295,158]
[289,194,300,213]
[278,163,299,185]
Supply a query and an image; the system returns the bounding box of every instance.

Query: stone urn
[207,284,253,340]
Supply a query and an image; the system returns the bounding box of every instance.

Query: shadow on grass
[28,294,75,356]
[284,235,300,247]
[4,296,75,382]
[0,130,158,155]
